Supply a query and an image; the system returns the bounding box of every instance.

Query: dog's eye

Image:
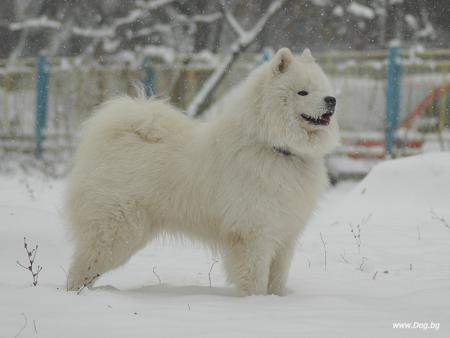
[297,90,308,96]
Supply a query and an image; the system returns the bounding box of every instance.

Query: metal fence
[0,55,253,156]
[0,49,449,169]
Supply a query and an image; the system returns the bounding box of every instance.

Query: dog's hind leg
[67,241,113,291]
[67,217,150,291]
[267,240,296,296]
[222,233,273,296]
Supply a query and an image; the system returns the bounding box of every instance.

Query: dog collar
[272,145,292,157]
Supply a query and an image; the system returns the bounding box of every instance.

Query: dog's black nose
[324,96,336,106]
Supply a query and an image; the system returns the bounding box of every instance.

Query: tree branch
[9,16,61,31]
[6,0,178,39]
[220,1,245,37]
[187,0,287,117]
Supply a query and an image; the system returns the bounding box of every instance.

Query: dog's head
[255,48,339,156]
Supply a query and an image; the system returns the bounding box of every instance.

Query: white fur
[65,48,339,295]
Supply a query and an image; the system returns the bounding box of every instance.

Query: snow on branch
[241,0,286,45]
[9,16,61,31]
[191,12,223,24]
[7,0,177,39]
[187,0,286,117]
[187,52,235,117]
[347,2,375,20]
[136,0,176,10]
[220,1,245,37]
[173,12,222,24]
[72,26,115,39]
[416,7,436,40]
[131,24,172,39]
[98,0,177,35]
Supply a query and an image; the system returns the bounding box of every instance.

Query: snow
[311,0,330,7]
[405,14,419,31]
[1,153,450,337]
[347,2,375,20]
[9,0,177,39]
[9,16,62,31]
[332,5,344,17]
[140,45,176,64]
[172,11,222,24]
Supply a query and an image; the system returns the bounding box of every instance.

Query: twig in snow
[350,223,361,254]
[33,320,37,334]
[153,266,162,285]
[430,208,450,229]
[357,257,367,271]
[340,252,350,264]
[20,177,35,200]
[17,237,42,286]
[349,214,372,255]
[319,232,327,271]
[372,271,378,280]
[14,313,27,338]
[208,258,219,288]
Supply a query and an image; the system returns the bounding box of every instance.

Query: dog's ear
[299,48,315,63]
[272,48,293,74]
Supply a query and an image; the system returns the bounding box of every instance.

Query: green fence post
[35,54,49,158]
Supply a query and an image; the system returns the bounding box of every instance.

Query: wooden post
[35,54,49,158]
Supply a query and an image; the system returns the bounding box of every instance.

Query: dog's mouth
[300,111,334,126]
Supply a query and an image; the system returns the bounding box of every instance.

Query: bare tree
[187,0,287,117]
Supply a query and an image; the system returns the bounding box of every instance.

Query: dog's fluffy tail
[78,94,196,150]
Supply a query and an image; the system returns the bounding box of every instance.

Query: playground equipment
[337,82,450,160]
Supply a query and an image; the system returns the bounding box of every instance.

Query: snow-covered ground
[1,153,450,337]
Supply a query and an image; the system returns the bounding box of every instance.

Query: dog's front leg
[268,239,296,296]
[222,232,273,296]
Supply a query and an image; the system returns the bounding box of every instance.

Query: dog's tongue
[320,113,332,124]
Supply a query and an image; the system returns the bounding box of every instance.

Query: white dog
[66,48,338,295]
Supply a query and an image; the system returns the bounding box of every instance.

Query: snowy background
[1,153,450,337]
[0,0,448,58]
[1,0,449,168]
[1,0,450,337]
